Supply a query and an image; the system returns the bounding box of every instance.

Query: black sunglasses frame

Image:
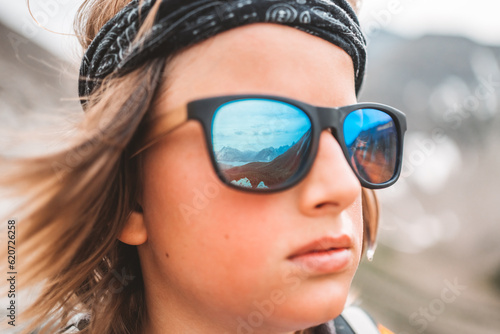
[187,94,407,192]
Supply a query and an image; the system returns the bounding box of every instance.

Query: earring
[366,241,376,262]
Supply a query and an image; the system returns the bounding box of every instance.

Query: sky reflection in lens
[212,99,311,153]
[343,108,393,146]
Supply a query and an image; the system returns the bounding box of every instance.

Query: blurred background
[354,1,500,333]
[0,0,499,333]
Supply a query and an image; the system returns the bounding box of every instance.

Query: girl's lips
[287,235,353,274]
[288,248,352,274]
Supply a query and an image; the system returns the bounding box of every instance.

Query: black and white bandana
[78,0,367,102]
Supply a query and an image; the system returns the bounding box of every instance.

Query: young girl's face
[134,23,363,333]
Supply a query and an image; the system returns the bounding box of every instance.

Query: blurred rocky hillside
[355,31,500,334]
[0,23,81,156]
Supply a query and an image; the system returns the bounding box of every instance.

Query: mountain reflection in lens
[343,108,398,184]
[212,99,312,190]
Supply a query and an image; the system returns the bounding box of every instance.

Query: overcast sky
[359,0,500,45]
[1,0,499,61]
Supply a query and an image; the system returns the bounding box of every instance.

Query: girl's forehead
[155,23,356,112]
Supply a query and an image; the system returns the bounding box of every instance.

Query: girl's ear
[118,207,148,245]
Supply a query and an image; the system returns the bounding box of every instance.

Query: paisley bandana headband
[78,0,367,103]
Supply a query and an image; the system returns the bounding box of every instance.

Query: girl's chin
[244,287,348,331]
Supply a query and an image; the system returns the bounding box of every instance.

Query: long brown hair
[1,1,375,333]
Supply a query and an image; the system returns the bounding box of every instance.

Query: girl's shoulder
[319,306,394,334]
[59,308,393,334]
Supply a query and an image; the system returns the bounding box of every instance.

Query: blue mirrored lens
[343,108,398,184]
[212,99,312,190]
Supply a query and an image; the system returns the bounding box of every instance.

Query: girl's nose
[296,129,361,217]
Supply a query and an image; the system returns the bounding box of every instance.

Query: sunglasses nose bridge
[316,106,342,140]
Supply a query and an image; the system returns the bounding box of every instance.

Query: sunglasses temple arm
[130,105,188,158]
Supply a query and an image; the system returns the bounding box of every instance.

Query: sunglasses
[149,94,407,192]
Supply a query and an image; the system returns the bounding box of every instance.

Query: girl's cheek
[344,194,364,255]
